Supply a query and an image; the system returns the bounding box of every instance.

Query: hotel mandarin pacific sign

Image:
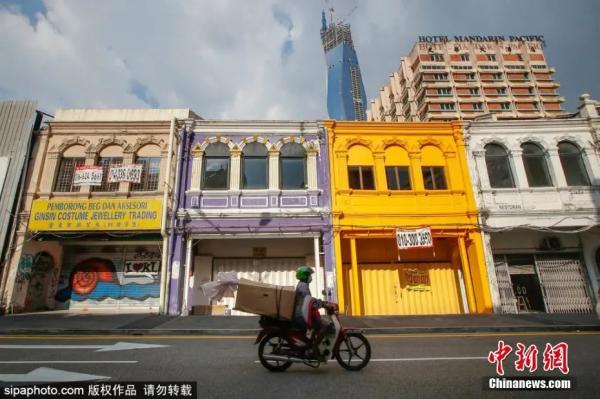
[28,198,163,231]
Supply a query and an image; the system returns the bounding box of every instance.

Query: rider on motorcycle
[294,266,328,360]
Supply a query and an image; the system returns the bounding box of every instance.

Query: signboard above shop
[28,198,163,232]
[396,227,433,250]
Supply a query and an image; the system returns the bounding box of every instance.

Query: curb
[1,325,598,336]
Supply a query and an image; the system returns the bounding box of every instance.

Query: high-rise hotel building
[368,36,564,122]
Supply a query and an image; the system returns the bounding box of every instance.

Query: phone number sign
[396,227,433,250]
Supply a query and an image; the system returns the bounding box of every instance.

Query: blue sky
[0,0,598,118]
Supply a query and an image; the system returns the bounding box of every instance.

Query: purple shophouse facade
[167,120,333,315]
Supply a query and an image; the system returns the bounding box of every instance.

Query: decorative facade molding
[90,137,129,153]
[198,136,236,152]
[130,136,167,153]
[51,136,90,154]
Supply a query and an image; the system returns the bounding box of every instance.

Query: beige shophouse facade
[1,109,196,313]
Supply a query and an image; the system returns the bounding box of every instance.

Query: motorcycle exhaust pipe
[262,354,307,363]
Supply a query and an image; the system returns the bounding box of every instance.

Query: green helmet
[296,266,314,283]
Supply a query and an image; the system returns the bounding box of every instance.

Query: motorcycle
[255,302,371,371]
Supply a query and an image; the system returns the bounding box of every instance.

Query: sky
[0,0,598,119]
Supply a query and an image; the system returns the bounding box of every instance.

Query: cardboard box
[234,279,295,320]
[191,305,227,315]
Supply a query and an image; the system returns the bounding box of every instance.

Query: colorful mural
[55,245,161,310]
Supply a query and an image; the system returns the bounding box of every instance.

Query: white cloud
[0,0,598,117]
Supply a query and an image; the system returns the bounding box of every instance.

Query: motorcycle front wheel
[334,332,371,371]
[258,333,293,372]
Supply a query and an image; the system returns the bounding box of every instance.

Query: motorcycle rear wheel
[258,334,293,372]
[334,332,371,371]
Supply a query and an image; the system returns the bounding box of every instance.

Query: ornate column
[268,147,279,190]
[121,151,135,192]
[306,148,318,190]
[373,152,387,190]
[40,152,60,194]
[582,146,600,183]
[335,150,349,189]
[409,151,424,190]
[472,150,491,189]
[443,151,457,191]
[81,148,97,194]
[547,149,567,187]
[190,146,204,190]
[458,235,477,313]
[349,237,362,316]
[510,149,529,189]
[229,147,242,190]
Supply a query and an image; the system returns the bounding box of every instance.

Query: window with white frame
[242,142,268,189]
[280,142,306,189]
[54,157,85,192]
[92,157,122,192]
[460,53,470,61]
[557,141,590,186]
[441,103,455,110]
[131,157,160,191]
[202,142,230,190]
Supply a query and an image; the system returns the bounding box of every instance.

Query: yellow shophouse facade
[326,120,492,315]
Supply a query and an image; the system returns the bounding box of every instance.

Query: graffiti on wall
[15,252,59,311]
[55,249,161,308]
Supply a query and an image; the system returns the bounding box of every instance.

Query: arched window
[484,143,515,188]
[280,143,306,189]
[92,145,123,192]
[385,146,411,190]
[558,141,590,186]
[202,142,230,190]
[421,145,447,190]
[242,142,268,189]
[347,145,375,190]
[131,144,161,192]
[521,142,552,187]
[54,145,86,192]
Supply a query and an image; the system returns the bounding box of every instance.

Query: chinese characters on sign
[28,198,163,231]
[488,341,569,376]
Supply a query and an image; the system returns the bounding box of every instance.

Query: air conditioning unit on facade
[540,237,562,251]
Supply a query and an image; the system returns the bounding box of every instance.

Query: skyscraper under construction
[320,10,367,121]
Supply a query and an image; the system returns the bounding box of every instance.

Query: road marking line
[0,361,137,364]
[369,331,600,339]
[0,342,168,352]
[253,356,486,364]
[0,367,109,382]
[370,356,487,361]
[0,331,597,340]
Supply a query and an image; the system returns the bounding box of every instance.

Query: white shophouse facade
[466,95,600,314]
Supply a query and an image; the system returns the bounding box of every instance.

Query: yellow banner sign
[28,198,163,231]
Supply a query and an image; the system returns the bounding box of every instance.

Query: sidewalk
[1,311,599,335]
